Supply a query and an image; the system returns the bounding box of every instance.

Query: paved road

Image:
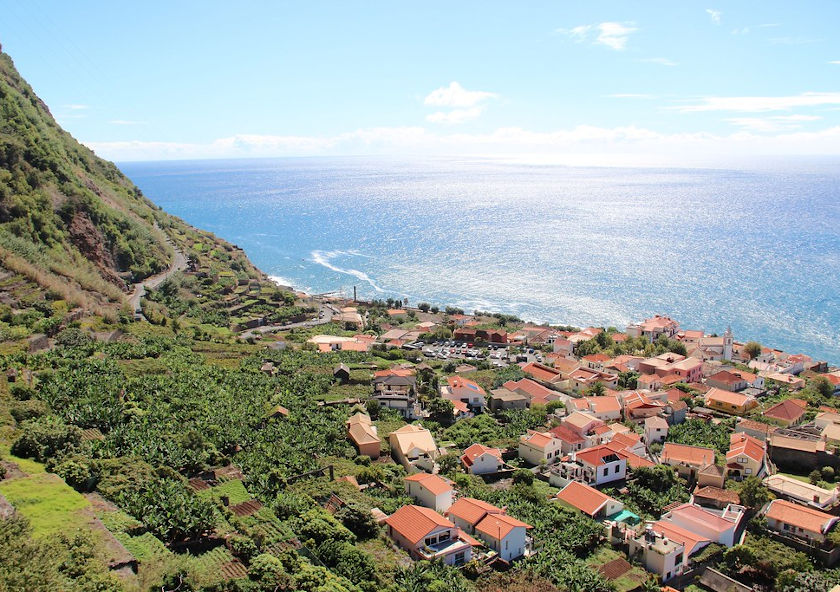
[128,239,188,316]
[239,300,338,339]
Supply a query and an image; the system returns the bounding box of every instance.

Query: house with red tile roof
[644,416,669,444]
[441,375,487,412]
[763,398,808,426]
[385,505,473,565]
[582,353,611,371]
[404,473,455,512]
[556,481,624,520]
[638,353,703,384]
[444,497,533,561]
[651,521,710,567]
[704,387,758,416]
[503,378,567,407]
[446,497,504,533]
[474,513,533,561]
[518,430,563,466]
[623,391,666,420]
[628,528,686,583]
[725,433,766,480]
[521,361,566,385]
[626,315,680,342]
[660,443,716,480]
[706,370,748,392]
[658,502,744,548]
[550,444,627,487]
[735,418,777,441]
[583,395,623,421]
[549,424,587,454]
[460,443,503,475]
[764,499,839,544]
[568,367,619,393]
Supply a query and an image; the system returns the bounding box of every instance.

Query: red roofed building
[551,444,627,487]
[460,443,503,475]
[706,370,748,392]
[385,505,473,565]
[521,362,566,385]
[446,497,504,533]
[764,499,840,544]
[503,378,566,407]
[725,433,766,481]
[704,387,758,416]
[441,375,487,412]
[518,430,563,465]
[556,481,624,519]
[661,443,716,479]
[404,473,455,512]
[474,513,533,561]
[763,398,808,426]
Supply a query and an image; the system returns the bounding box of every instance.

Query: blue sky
[1,1,839,163]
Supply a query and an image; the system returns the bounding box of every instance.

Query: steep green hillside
[0,48,300,340]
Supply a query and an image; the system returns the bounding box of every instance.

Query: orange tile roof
[461,443,501,467]
[404,473,454,496]
[705,387,754,408]
[708,370,745,386]
[575,444,623,467]
[763,398,808,423]
[556,481,614,516]
[385,505,454,544]
[446,497,503,526]
[504,378,559,404]
[652,520,710,556]
[475,513,532,541]
[586,395,621,414]
[521,430,555,450]
[522,362,562,382]
[727,433,765,464]
[374,367,416,377]
[661,443,715,467]
[693,486,740,505]
[550,424,585,444]
[766,499,837,534]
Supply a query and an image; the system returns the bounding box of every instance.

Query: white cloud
[64,104,89,110]
[639,57,678,66]
[426,108,483,124]
[672,92,840,112]
[424,82,497,108]
[83,123,840,166]
[830,61,840,65]
[558,21,637,50]
[706,9,721,24]
[595,22,637,50]
[423,82,497,124]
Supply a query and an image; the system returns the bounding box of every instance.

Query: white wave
[268,275,311,293]
[310,250,384,293]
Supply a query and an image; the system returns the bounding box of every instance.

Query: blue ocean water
[121,157,840,363]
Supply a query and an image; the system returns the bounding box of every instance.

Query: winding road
[128,239,188,318]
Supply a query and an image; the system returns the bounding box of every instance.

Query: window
[745,468,752,475]
[439,532,450,542]
[615,465,620,473]
[602,467,609,476]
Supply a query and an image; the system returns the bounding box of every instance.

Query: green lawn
[197,479,252,505]
[0,472,90,537]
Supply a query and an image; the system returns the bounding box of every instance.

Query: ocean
[120,157,840,364]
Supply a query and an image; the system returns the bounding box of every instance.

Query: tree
[335,502,379,539]
[587,382,606,397]
[512,469,534,486]
[427,397,454,421]
[737,476,772,508]
[418,302,431,313]
[437,452,461,475]
[744,341,762,360]
[809,469,822,485]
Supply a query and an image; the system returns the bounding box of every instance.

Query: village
[303,305,840,588]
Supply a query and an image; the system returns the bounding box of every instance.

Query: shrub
[10,417,82,462]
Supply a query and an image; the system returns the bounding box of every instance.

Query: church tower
[723,325,733,361]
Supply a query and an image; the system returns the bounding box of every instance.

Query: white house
[518,430,563,466]
[474,513,532,561]
[404,472,455,512]
[385,505,472,565]
[460,443,503,475]
[550,444,627,488]
[628,528,685,583]
[644,416,669,444]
